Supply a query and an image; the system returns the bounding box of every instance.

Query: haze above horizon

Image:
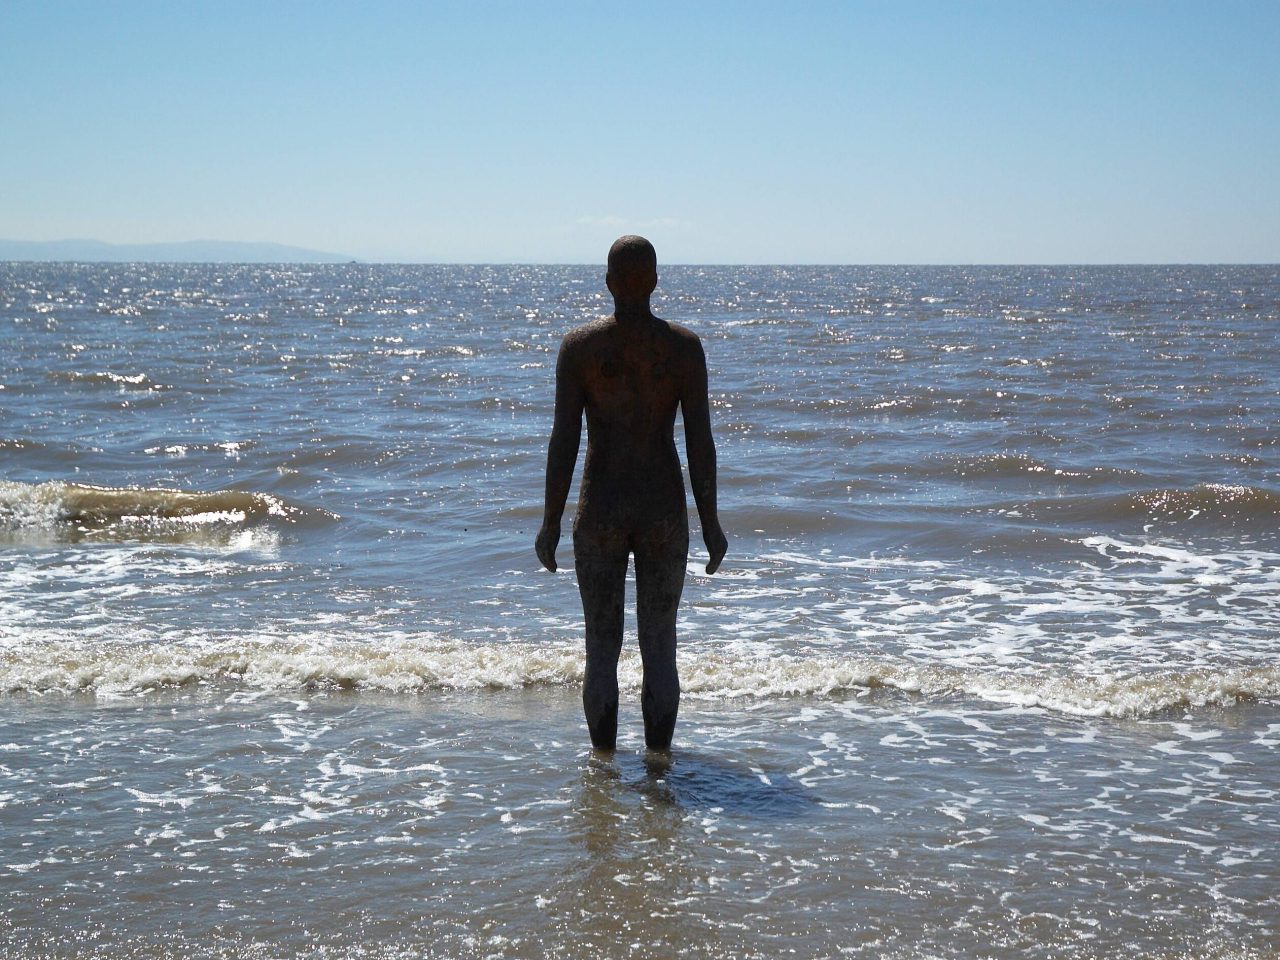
[3,2,1277,265]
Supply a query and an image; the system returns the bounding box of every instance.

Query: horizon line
[3,258,1278,268]
[2,240,1278,269]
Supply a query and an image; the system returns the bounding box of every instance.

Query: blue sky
[2,1,1277,263]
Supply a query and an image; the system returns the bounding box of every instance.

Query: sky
[2,1,1278,263]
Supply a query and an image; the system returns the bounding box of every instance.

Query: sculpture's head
[606,235,657,302]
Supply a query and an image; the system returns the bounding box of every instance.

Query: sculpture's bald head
[606,235,658,304]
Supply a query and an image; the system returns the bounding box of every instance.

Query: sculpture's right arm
[535,337,584,572]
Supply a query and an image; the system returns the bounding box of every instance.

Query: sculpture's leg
[635,527,687,751]
[574,545,628,751]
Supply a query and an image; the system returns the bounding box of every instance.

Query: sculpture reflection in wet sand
[536,235,728,752]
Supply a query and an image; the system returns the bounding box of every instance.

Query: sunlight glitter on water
[2,263,1278,957]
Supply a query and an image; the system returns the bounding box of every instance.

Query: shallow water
[3,688,1278,959]
[1,263,1278,956]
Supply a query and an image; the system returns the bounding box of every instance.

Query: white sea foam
[2,633,1276,717]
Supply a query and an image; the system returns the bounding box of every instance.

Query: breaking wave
[3,635,1276,718]
[0,480,331,543]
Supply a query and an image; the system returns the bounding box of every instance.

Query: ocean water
[1,262,1277,958]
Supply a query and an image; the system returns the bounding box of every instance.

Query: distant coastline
[0,238,353,263]
[4,241,1275,266]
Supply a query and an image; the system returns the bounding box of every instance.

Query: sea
[1,262,1277,959]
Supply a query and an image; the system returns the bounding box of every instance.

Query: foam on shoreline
[3,634,1276,718]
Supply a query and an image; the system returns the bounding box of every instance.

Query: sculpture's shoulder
[556,318,611,368]
[560,317,613,353]
[662,320,707,366]
[663,319,702,346]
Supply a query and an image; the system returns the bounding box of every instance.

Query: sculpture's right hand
[535,523,560,572]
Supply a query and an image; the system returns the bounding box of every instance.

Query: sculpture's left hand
[535,522,560,572]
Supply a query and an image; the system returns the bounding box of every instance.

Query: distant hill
[0,238,354,263]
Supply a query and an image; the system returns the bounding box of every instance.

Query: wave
[939,452,1053,478]
[0,480,331,543]
[0,438,48,452]
[924,453,1143,483]
[46,370,167,390]
[1011,483,1280,527]
[2,635,1276,718]
[143,440,258,459]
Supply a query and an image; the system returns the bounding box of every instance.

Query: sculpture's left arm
[682,336,728,575]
